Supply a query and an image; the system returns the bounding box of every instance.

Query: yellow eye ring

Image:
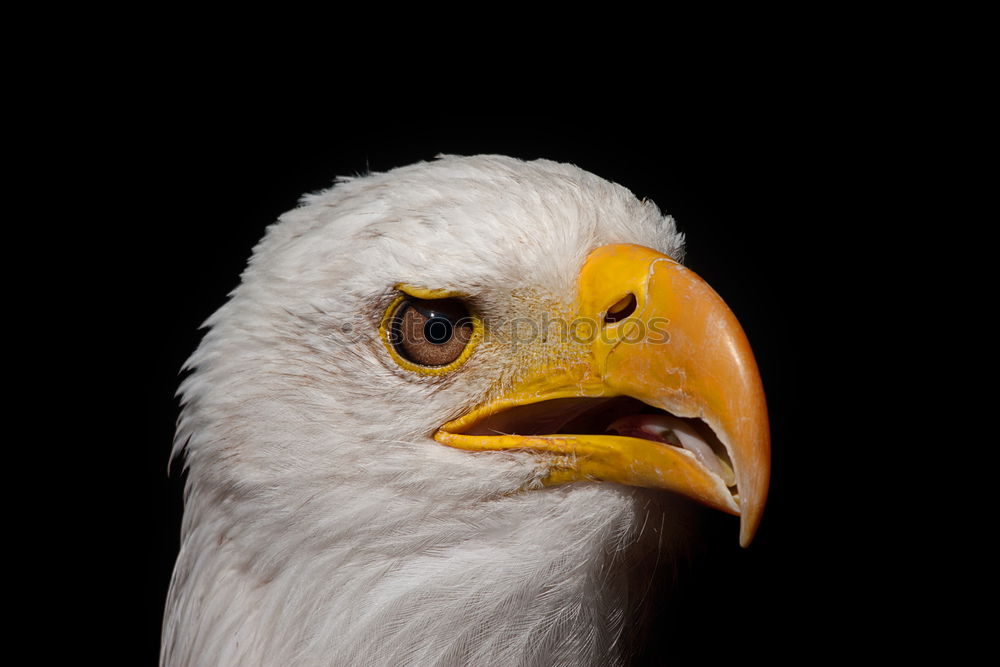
[379,285,483,375]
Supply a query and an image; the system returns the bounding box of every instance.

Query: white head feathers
[163,155,690,666]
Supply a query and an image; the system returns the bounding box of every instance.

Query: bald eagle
[162,155,769,666]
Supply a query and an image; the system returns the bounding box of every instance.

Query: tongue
[606,414,735,486]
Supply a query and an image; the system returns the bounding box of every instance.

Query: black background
[127,115,901,663]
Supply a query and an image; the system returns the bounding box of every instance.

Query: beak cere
[435,243,770,546]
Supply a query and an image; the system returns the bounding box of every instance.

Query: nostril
[603,293,636,324]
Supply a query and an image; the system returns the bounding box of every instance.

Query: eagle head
[163,155,769,666]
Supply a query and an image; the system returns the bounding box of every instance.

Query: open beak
[435,243,770,546]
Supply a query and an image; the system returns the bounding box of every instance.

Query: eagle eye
[383,296,477,371]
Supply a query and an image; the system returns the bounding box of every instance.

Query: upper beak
[436,243,770,546]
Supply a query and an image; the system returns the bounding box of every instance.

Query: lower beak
[436,243,770,546]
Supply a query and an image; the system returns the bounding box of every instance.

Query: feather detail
[164,155,689,666]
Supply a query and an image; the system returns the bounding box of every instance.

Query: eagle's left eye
[381,294,481,374]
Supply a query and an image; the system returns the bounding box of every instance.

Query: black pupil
[424,315,453,344]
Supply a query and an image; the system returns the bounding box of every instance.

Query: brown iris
[389,297,474,367]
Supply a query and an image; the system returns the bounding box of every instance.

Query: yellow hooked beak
[435,244,770,546]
